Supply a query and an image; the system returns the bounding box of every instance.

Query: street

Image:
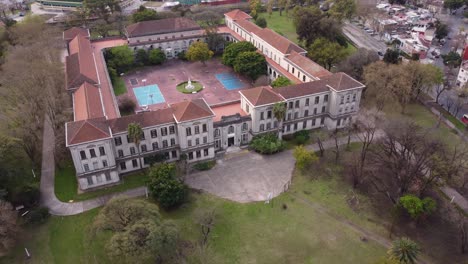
[343,22,387,52]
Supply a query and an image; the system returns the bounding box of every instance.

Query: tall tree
[293,145,318,170]
[435,21,449,41]
[271,76,293,87]
[233,51,267,81]
[293,6,342,46]
[273,102,286,139]
[132,5,158,23]
[404,62,444,100]
[249,0,261,19]
[84,0,120,24]
[127,123,143,169]
[148,163,187,209]
[337,48,379,81]
[267,0,274,17]
[383,49,400,64]
[186,42,214,66]
[328,0,356,21]
[388,238,420,264]
[307,37,348,70]
[222,41,256,66]
[442,51,462,68]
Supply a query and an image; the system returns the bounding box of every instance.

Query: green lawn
[112,76,127,96]
[54,162,148,202]
[259,11,299,44]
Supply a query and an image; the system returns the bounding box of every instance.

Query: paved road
[39,117,147,216]
[343,22,387,52]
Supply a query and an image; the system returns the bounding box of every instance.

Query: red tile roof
[239,86,283,106]
[126,17,201,38]
[321,72,365,91]
[73,82,105,121]
[63,27,89,42]
[255,28,305,54]
[275,80,330,99]
[66,118,110,146]
[236,19,262,34]
[286,51,332,79]
[66,35,99,90]
[225,9,252,20]
[170,99,214,122]
[211,102,248,122]
[108,108,174,133]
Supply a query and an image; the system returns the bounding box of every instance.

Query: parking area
[122,58,253,110]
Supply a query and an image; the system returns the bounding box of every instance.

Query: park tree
[444,0,464,12]
[278,0,287,16]
[191,10,222,29]
[135,49,149,66]
[194,207,218,247]
[84,0,120,24]
[222,41,257,66]
[442,51,462,68]
[293,6,342,46]
[328,0,356,21]
[388,238,420,264]
[271,76,293,88]
[337,48,379,81]
[233,51,267,81]
[186,42,214,66]
[293,145,318,170]
[107,45,135,73]
[205,31,226,53]
[435,21,449,41]
[273,102,286,139]
[403,62,443,100]
[383,49,400,64]
[267,0,274,17]
[249,0,261,19]
[148,163,187,209]
[127,122,143,168]
[132,5,158,23]
[398,195,436,223]
[307,37,348,70]
[255,17,267,28]
[148,49,166,65]
[0,200,19,257]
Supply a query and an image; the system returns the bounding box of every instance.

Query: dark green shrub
[11,185,40,208]
[250,133,285,154]
[118,96,136,115]
[293,130,310,145]
[148,49,167,65]
[26,207,50,224]
[148,163,187,209]
[193,161,216,171]
[177,50,187,60]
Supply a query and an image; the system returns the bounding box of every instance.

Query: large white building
[63,10,365,191]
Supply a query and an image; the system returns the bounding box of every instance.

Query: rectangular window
[188,152,193,160]
[141,144,147,152]
[161,127,168,136]
[305,110,309,117]
[242,134,248,143]
[99,147,105,156]
[294,123,298,130]
[287,113,291,120]
[266,123,271,130]
[352,93,357,102]
[286,125,291,131]
[87,177,93,185]
[103,160,108,167]
[84,164,89,172]
[315,96,319,104]
[171,150,177,159]
[346,95,350,103]
[321,117,325,125]
[202,124,207,132]
[152,142,158,150]
[90,149,96,158]
[132,159,138,168]
[288,102,293,109]
[169,126,175,134]
[312,118,316,126]
[195,126,200,134]
[114,137,122,146]
[295,100,299,108]
[130,147,135,155]
[127,135,133,143]
[305,98,309,106]
[188,140,192,147]
[294,112,299,119]
[260,112,264,120]
[105,173,111,181]
[186,127,191,136]
[120,162,127,170]
[203,136,207,144]
[337,118,341,126]
[267,110,272,119]
[204,148,208,156]
[324,94,329,102]
[313,108,317,115]
[196,150,201,158]
[322,106,326,113]
[140,133,145,140]
[246,104,250,113]
[215,140,220,149]
[151,129,157,138]
[171,138,175,146]
[118,149,124,157]
[80,151,86,160]
[196,138,200,145]
[163,140,168,148]
[303,121,307,129]
[340,96,344,104]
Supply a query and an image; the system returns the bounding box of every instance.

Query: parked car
[461,114,468,125]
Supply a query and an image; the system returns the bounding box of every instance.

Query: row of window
[119,150,178,170]
[284,117,325,133]
[83,159,108,173]
[339,93,358,105]
[259,122,278,132]
[135,33,196,43]
[117,138,176,158]
[86,172,112,186]
[114,126,176,146]
[337,117,352,127]
[214,123,248,137]
[187,148,210,160]
[188,136,208,147]
[287,106,326,121]
[339,105,355,114]
[288,95,328,110]
[80,147,106,160]
[186,124,208,136]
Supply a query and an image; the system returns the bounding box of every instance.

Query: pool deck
[122,59,254,111]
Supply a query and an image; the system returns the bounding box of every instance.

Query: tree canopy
[233,51,267,81]
[186,42,214,65]
[106,45,134,73]
[388,238,420,264]
[328,0,356,21]
[271,76,293,88]
[442,51,462,68]
[293,6,342,46]
[337,48,379,80]
[148,49,166,65]
[444,0,464,11]
[255,17,267,28]
[307,37,348,70]
[383,49,400,64]
[222,41,257,66]
[398,195,436,221]
[132,5,158,23]
[293,145,318,170]
[435,22,449,40]
[148,163,187,209]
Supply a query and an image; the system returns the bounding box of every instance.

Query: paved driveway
[184,149,295,203]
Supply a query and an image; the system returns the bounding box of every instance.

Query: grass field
[112,76,127,96]
[54,162,148,202]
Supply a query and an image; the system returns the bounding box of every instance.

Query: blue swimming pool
[133,84,165,106]
[215,73,245,90]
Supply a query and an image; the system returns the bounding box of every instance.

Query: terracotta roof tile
[255,28,305,54]
[239,86,283,106]
[275,80,330,99]
[73,82,105,121]
[65,53,99,90]
[66,118,110,146]
[108,108,175,133]
[126,17,201,37]
[321,72,365,91]
[63,27,89,41]
[286,51,332,79]
[170,99,214,122]
[235,19,262,34]
[225,9,252,20]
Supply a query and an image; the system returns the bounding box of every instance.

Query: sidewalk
[39,117,147,216]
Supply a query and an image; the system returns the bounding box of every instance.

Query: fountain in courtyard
[185,78,194,90]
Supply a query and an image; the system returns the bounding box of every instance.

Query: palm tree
[388,237,420,264]
[127,122,143,169]
[273,102,286,139]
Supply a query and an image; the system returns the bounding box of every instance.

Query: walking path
[39,117,146,216]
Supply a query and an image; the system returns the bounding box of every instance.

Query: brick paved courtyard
[121,58,254,110]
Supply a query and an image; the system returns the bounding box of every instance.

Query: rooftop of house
[65,35,99,90]
[125,17,202,37]
[239,86,284,107]
[170,99,214,123]
[225,9,252,20]
[73,82,105,121]
[63,27,89,42]
[286,51,332,79]
[66,117,110,146]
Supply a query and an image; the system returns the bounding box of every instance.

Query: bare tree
[452,96,468,117]
[195,208,217,248]
[434,82,448,104]
[0,200,19,257]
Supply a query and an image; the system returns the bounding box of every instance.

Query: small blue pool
[133,84,165,106]
[215,73,245,90]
